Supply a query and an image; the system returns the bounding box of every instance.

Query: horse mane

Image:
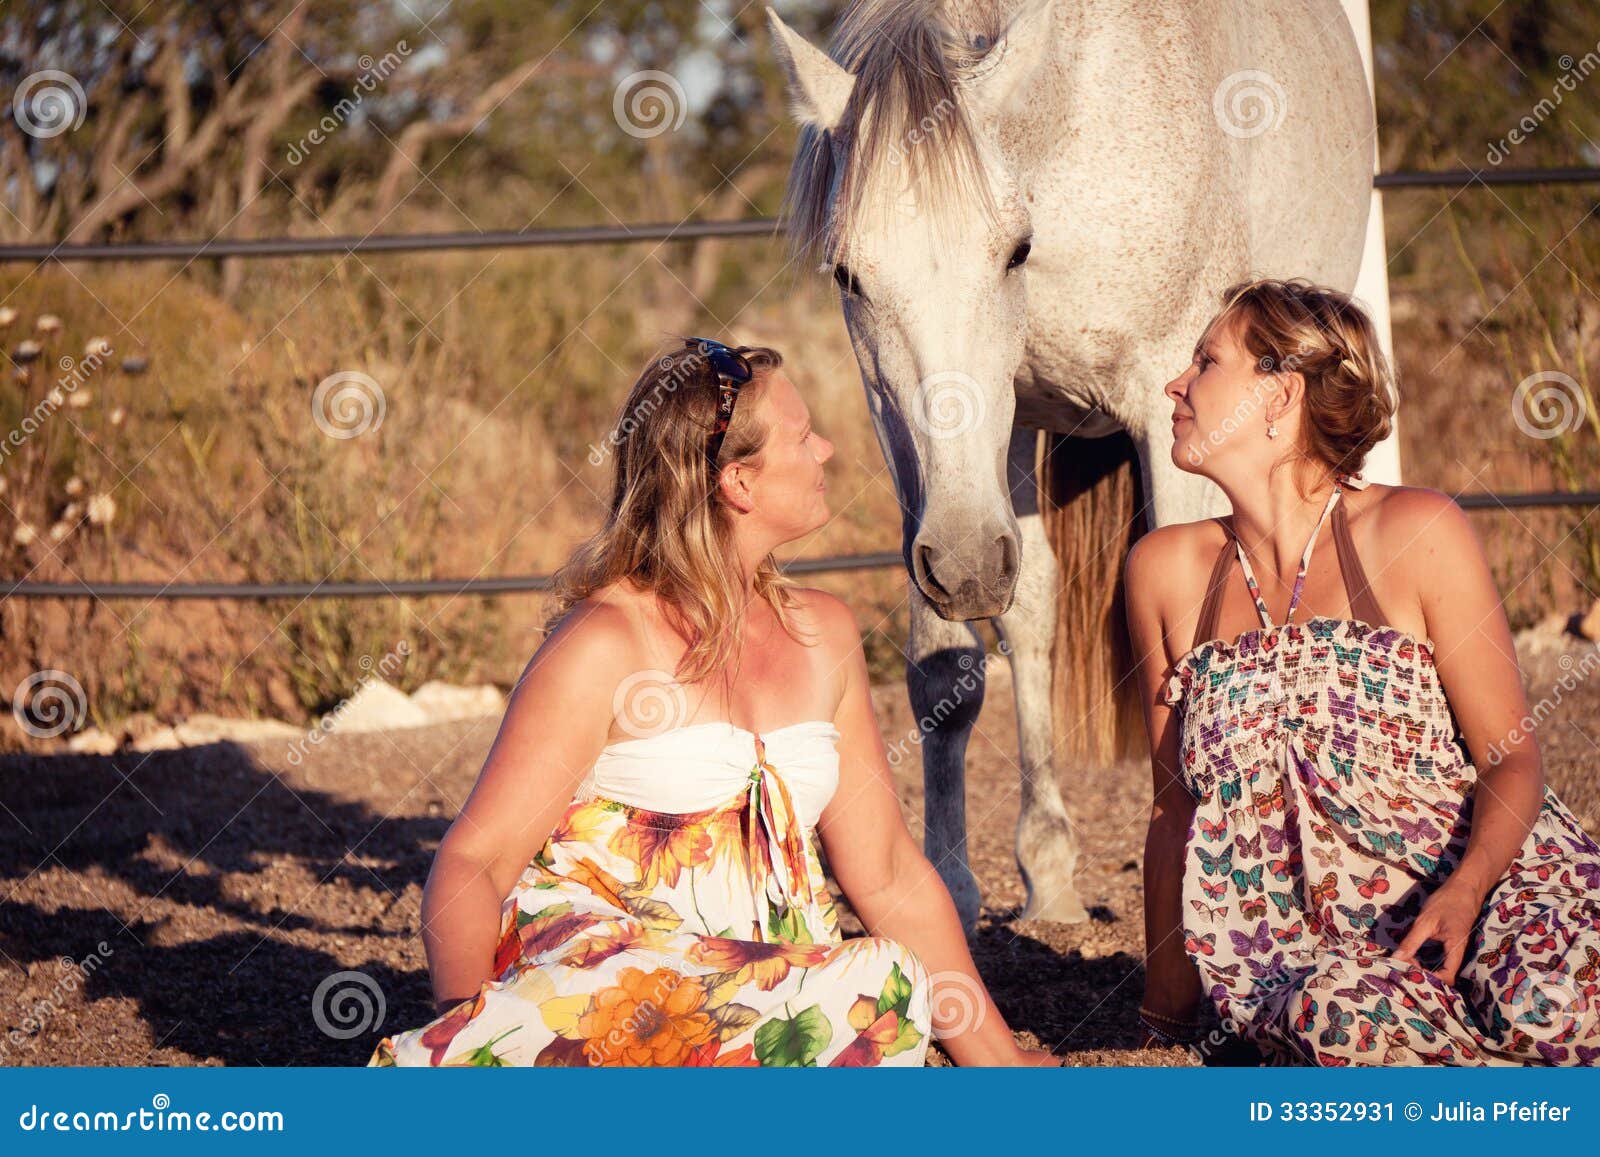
[780,0,1007,268]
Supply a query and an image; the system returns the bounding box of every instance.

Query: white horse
[769,0,1374,931]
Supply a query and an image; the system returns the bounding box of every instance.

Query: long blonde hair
[542,341,808,686]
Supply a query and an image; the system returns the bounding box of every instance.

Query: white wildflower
[87,493,116,526]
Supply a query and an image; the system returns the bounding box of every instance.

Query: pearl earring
[1266,422,1279,439]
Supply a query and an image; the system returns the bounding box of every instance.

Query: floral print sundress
[1163,473,1600,1065]
[369,721,932,1067]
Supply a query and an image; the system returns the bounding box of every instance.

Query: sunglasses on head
[684,337,754,477]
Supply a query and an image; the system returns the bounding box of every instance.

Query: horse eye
[833,264,865,297]
[1006,239,1032,271]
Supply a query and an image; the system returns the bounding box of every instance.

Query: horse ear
[766,7,855,131]
[963,0,1056,121]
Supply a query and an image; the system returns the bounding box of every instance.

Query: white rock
[67,728,119,755]
[410,680,504,723]
[182,714,303,744]
[328,677,430,733]
[131,728,183,752]
[62,678,501,755]
[131,714,302,751]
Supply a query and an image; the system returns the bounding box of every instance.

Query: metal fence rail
[0,550,904,599]
[5,492,1596,600]
[0,168,1594,264]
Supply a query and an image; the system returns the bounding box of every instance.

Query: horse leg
[996,425,1089,924]
[906,585,988,936]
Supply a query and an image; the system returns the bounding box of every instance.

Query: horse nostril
[916,542,952,600]
[997,534,1018,587]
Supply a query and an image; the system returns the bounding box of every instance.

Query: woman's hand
[1392,874,1485,985]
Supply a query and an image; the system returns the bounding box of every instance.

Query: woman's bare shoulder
[1353,482,1476,555]
[535,583,645,673]
[786,586,859,651]
[1125,517,1228,587]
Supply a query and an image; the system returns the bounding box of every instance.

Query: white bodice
[572,719,842,828]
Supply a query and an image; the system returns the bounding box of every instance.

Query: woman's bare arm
[813,594,1055,1065]
[420,603,629,1010]
[1386,490,1544,979]
[1123,529,1204,1025]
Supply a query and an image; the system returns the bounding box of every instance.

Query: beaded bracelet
[1138,1006,1201,1045]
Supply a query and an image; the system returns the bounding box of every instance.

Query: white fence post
[1341,0,1402,484]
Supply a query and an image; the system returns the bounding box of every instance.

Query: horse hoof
[1019,889,1090,925]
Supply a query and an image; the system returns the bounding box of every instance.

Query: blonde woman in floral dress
[1126,279,1600,1065]
[369,339,1057,1068]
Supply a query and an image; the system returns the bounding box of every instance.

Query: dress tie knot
[744,733,814,942]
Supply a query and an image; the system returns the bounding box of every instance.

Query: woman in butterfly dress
[369,339,1058,1067]
[1124,278,1600,1066]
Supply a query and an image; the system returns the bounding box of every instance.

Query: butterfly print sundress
[1163,474,1600,1065]
[369,721,933,1067]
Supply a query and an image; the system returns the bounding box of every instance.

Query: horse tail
[1040,430,1148,767]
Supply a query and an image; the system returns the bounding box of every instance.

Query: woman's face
[1163,314,1272,476]
[736,371,835,539]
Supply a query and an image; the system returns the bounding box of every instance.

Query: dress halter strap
[1232,477,1348,630]
[1191,472,1383,646]
[1329,479,1387,628]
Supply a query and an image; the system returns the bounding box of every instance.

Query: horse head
[770,1,1056,621]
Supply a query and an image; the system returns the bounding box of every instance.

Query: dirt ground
[2,634,1596,1067]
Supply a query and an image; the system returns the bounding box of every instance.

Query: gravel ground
[2,632,1595,1067]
